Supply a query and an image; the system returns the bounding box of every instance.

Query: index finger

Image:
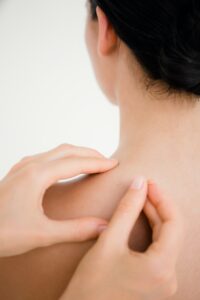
[146,181,183,260]
[99,176,148,249]
[40,156,119,189]
[8,144,107,175]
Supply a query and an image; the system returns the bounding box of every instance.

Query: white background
[0,0,119,178]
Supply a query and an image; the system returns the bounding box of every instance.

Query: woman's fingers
[31,144,106,162]
[8,144,107,175]
[144,200,161,229]
[41,156,118,189]
[40,217,108,246]
[147,181,177,222]
[144,199,162,241]
[146,181,183,260]
[100,176,148,248]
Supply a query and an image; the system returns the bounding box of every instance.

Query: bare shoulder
[43,168,127,221]
[0,169,125,300]
[0,169,151,300]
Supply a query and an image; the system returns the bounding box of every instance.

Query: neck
[112,67,200,194]
[118,90,200,159]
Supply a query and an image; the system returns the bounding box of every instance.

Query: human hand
[0,144,118,257]
[61,177,183,300]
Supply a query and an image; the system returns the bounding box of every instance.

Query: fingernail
[98,224,108,233]
[130,176,145,190]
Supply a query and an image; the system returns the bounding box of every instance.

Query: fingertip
[97,157,119,165]
[148,181,162,205]
[98,224,108,234]
[148,179,156,186]
[130,176,146,190]
[108,158,119,165]
[101,158,119,170]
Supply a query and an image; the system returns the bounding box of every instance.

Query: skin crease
[0,3,200,300]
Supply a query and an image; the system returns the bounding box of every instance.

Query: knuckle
[57,143,74,151]
[23,162,41,181]
[147,257,173,285]
[87,148,103,156]
[20,156,31,163]
[118,199,132,214]
[154,270,173,286]
[10,156,31,172]
[161,275,178,298]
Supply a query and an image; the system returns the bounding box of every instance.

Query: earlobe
[96,6,118,57]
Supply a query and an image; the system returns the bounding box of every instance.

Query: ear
[96,6,118,57]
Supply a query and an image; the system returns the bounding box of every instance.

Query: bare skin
[0,149,199,300]
[62,179,183,300]
[0,4,200,300]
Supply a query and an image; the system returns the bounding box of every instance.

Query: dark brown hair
[89,0,200,97]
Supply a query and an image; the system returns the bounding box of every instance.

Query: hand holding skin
[61,177,183,300]
[0,144,118,257]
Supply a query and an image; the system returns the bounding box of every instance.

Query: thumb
[102,176,148,248]
[40,217,108,246]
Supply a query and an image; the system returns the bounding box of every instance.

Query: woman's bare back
[0,158,199,300]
